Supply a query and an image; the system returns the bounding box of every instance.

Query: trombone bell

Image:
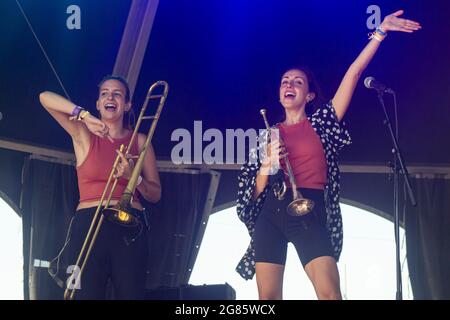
[103,207,140,227]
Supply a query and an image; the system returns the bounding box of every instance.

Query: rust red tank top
[278,119,327,190]
[76,131,140,203]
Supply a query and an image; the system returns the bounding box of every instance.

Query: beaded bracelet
[376,27,387,36]
[368,29,387,42]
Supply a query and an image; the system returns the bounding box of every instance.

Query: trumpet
[63,81,169,300]
[259,109,315,216]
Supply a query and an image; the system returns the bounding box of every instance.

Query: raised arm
[39,91,113,144]
[332,10,421,121]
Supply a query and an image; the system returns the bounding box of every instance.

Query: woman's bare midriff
[77,199,144,211]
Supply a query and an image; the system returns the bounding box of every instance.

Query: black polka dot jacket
[235,101,352,280]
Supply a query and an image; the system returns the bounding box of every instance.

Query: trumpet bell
[103,207,140,227]
[287,199,315,216]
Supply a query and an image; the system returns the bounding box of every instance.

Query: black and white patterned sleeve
[236,160,268,227]
[316,101,352,151]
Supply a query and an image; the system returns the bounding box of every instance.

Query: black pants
[65,207,148,300]
[253,188,334,268]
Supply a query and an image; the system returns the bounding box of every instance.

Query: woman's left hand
[380,10,421,33]
[114,150,135,180]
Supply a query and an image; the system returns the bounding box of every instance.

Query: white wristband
[137,175,143,186]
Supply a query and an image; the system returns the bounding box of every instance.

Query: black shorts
[253,187,334,268]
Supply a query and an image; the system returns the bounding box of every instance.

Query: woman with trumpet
[39,75,161,299]
[236,10,421,299]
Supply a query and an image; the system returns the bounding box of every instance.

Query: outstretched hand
[380,10,421,33]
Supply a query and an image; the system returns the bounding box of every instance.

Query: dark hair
[98,74,131,102]
[281,65,324,115]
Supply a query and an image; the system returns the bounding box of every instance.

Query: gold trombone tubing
[64,81,169,300]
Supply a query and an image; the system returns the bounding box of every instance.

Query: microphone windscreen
[364,77,374,89]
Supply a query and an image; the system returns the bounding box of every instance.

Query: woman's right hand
[254,138,286,200]
[83,114,114,142]
[260,139,287,174]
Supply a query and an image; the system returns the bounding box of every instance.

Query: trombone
[63,81,169,300]
[259,109,315,217]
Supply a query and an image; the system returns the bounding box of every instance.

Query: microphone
[364,77,394,94]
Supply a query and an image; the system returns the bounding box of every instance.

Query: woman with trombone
[236,10,421,299]
[39,75,161,299]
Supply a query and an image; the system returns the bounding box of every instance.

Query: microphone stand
[376,89,417,300]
